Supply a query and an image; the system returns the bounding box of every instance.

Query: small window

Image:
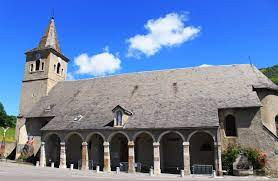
[224,115,237,137]
[57,63,61,74]
[275,116,278,135]
[61,68,64,75]
[30,64,34,72]
[54,64,56,71]
[41,62,44,71]
[35,59,40,71]
[116,111,123,126]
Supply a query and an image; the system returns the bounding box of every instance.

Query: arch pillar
[183,142,190,175]
[153,142,160,175]
[214,142,223,176]
[128,141,135,173]
[81,142,89,170]
[59,142,67,168]
[40,142,46,167]
[103,141,111,172]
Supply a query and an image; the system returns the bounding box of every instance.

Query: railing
[192,164,213,175]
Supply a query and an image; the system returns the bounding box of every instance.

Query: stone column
[40,141,46,167]
[128,141,135,173]
[81,142,89,170]
[183,142,190,175]
[153,142,161,175]
[214,142,223,176]
[103,141,111,172]
[59,142,67,168]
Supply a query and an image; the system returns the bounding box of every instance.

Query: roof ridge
[65,64,250,82]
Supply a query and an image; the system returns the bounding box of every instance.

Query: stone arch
[65,133,83,169]
[65,132,84,143]
[159,131,184,174]
[85,132,106,142]
[43,132,62,142]
[158,130,185,142]
[133,131,155,142]
[189,131,215,170]
[187,130,215,142]
[86,132,105,170]
[44,133,61,167]
[109,132,129,171]
[108,131,130,142]
[134,132,154,172]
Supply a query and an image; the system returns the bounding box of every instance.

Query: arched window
[224,115,237,136]
[35,59,40,71]
[275,115,278,135]
[57,63,61,74]
[41,62,44,71]
[54,64,56,71]
[30,64,34,72]
[116,111,122,126]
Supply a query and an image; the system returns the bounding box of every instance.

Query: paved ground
[0,162,275,181]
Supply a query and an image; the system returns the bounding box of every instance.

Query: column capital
[128,141,134,146]
[214,142,221,146]
[82,142,88,146]
[153,142,160,147]
[60,142,66,146]
[103,141,109,146]
[41,141,45,145]
[183,142,190,146]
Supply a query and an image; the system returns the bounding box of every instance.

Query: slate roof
[25,64,278,131]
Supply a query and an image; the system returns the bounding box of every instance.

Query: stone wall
[219,107,278,176]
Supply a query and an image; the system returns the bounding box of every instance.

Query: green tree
[0,102,16,128]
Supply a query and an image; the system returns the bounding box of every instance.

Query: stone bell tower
[15,17,69,158]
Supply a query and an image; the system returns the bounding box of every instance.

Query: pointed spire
[38,17,61,52]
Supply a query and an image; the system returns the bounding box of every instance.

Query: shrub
[222,144,267,175]
[222,144,240,174]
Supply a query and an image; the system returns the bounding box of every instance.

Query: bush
[222,144,240,174]
[243,147,267,169]
[222,144,267,175]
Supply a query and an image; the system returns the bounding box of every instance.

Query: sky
[0,0,278,116]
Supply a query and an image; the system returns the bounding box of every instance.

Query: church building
[15,18,278,176]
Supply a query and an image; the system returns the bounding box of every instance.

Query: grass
[0,127,16,142]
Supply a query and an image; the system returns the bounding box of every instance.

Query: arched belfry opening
[134,133,154,172]
[35,59,40,71]
[57,63,61,74]
[110,133,128,171]
[87,134,104,170]
[66,133,82,169]
[160,132,183,174]
[189,132,214,170]
[45,134,61,167]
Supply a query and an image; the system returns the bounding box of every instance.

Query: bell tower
[20,17,69,116]
[16,17,69,158]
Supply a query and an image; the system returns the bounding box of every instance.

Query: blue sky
[0,0,278,115]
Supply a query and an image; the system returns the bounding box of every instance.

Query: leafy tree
[0,102,16,128]
[260,65,278,85]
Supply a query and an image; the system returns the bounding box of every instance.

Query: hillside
[260,65,278,85]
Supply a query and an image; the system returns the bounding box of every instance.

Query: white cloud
[66,72,75,80]
[74,48,121,76]
[127,12,201,58]
[198,64,212,67]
